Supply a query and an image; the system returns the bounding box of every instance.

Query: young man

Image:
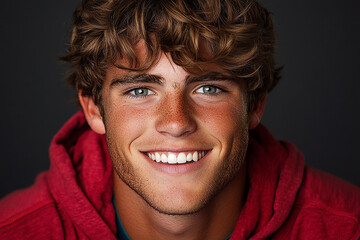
[1,0,359,239]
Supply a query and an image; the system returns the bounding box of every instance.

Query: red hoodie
[0,111,359,239]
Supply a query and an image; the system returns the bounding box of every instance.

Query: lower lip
[144,153,209,175]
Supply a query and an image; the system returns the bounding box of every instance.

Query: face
[82,41,261,215]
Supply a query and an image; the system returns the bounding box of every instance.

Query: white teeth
[155,153,161,162]
[147,151,207,164]
[193,152,199,162]
[177,153,186,164]
[161,154,168,163]
[186,153,192,162]
[168,153,177,164]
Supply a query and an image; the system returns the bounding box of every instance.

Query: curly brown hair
[61,0,281,112]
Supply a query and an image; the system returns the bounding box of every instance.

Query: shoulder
[299,166,360,217]
[277,166,360,239]
[0,173,64,239]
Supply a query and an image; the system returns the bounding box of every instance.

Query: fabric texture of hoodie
[0,111,359,239]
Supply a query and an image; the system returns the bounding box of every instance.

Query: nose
[155,93,197,137]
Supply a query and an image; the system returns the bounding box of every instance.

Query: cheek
[198,102,248,139]
[104,102,151,145]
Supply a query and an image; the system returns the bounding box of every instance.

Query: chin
[145,196,207,216]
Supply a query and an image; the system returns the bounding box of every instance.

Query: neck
[113,166,246,240]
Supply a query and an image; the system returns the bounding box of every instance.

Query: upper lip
[140,146,212,152]
[142,149,211,153]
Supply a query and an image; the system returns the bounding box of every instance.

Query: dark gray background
[0,0,359,198]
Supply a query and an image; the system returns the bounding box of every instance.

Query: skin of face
[79,40,265,217]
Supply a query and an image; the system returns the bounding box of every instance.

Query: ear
[248,95,267,130]
[78,91,106,134]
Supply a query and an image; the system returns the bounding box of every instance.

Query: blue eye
[128,88,155,97]
[195,85,221,94]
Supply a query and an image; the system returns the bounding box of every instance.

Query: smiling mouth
[145,151,208,164]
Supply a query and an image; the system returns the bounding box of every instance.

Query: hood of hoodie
[47,111,116,239]
[46,111,305,239]
[231,126,305,239]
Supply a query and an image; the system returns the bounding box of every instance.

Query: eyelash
[195,85,225,95]
[125,87,155,98]
[124,84,225,99]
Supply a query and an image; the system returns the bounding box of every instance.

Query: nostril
[155,119,197,137]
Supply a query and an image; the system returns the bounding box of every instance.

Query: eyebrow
[185,72,238,84]
[110,73,164,86]
[110,72,238,87]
